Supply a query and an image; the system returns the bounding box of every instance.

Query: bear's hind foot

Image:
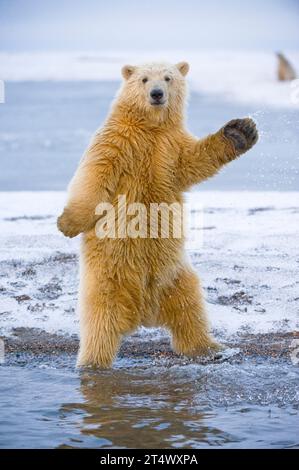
[172,337,224,359]
[76,350,115,369]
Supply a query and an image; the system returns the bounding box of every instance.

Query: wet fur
[57,62,258,367]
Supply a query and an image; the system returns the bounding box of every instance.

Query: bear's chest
[120,134,179,202]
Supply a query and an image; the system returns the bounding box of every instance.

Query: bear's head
[117,62,189,124]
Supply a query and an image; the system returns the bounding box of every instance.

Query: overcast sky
[0,0,299,52]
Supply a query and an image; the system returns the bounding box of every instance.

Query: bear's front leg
[222,117,258,159]
[176,117,258,190]
[57,205,95,238]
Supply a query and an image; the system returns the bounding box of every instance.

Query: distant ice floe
[1,50,299,108]
[0,191,298,341]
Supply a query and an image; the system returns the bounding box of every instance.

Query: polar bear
[57,62,258,368]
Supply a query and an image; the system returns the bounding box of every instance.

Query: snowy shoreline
[0,190,298,342]
[1,50,299,109]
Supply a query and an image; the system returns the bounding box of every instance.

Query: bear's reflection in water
[58,367,227,449]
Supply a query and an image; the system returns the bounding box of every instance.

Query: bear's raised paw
[223,118,258,155]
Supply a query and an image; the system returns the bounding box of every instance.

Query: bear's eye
[142,77,148,84]
[165,76,171,82]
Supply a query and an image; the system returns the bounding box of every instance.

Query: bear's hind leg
[77,266,141,368]
[77,306,122,369]
[157,267,221,357]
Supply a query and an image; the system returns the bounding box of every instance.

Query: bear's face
[119,62,189,121]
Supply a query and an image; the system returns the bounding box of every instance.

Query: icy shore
[1,50,299,109]
[0,190,298,341]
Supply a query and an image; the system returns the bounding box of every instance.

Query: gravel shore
[2,327,298,367]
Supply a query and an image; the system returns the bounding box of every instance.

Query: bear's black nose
[150,88,164,101]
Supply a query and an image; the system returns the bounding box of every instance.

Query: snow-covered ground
[0,191,298,341]
[1,50,299,109]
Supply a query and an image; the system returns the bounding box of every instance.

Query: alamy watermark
[95,195,204,250]
[0,80,4,103]
[0,339,4,364]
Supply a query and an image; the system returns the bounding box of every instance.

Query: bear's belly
[84,231,185,277]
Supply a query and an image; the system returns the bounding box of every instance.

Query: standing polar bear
[58,61,258,368]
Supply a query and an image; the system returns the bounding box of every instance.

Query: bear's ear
[176,62,190,77]
[121,65,136,80]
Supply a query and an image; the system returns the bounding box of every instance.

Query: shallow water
[0,81,298,191]
[0,356,298,448]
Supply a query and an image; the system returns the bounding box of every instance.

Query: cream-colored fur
[57,62,258,368]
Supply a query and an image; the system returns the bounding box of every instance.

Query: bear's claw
[223,117,258,154]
